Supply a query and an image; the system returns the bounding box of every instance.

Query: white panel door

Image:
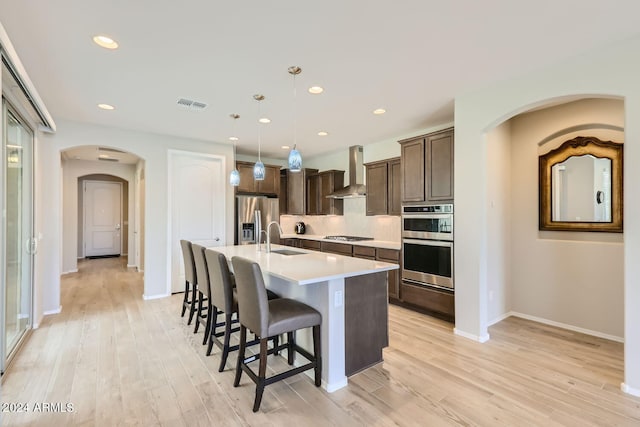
[84,181,122,257]
[169,151,225,293]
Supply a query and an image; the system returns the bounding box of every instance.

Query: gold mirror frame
[539,136,623,232]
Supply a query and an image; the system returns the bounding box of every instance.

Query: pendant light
[229,113,240,186]
[288,66,303,172]
[253,94,266,181]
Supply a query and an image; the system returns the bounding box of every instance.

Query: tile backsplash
[280,197,400,242]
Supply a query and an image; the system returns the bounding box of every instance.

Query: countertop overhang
[209,244,398,285]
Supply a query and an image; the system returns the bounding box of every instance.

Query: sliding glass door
[1,101,34,374]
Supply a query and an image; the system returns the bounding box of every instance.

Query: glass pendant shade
[253,161,265,180]
[229,168,240,186]
[288,145,302,172]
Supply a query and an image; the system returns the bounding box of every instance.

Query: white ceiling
[2,1,640,161]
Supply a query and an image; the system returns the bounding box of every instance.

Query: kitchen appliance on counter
[295,221,306,234]
[401,204,453,290]
[236,195,280,246]
[324,235,374,242]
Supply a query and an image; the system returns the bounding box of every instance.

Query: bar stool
[192,243,212,339]
[231,256,322,412]
[179,240,197,324]
[205,249,280,371]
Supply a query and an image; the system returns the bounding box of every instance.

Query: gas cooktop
[323,235,374,242]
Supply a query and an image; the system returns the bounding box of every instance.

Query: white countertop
[210,244,398,285]
[280,234,401,251]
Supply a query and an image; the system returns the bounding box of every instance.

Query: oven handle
[403,238,452,248]
[402,214,452,219]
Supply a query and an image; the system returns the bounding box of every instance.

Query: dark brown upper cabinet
[306,170,345,215]
[306,173,320,214]
[235,161,281,195]
[319,170,345,215]
[364,157,401,216]
[286,168,319,215]
[279,169,288,214]
[399,128,454,203]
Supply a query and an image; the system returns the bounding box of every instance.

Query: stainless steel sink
[270,249,306,256]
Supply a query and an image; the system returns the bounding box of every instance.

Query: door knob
[215,237,220,242]
[115,224,121,230]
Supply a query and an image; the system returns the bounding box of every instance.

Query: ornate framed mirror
[539,136,623,232]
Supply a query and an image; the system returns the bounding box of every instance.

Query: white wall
[485,121,511,324]
[37,120,235,308]
[509,99,624,338]
[61,159,136,273]
[454,34,640,394]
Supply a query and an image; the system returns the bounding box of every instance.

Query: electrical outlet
[334,290,343,307]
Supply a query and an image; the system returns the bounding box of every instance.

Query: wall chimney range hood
[327,145,366,199]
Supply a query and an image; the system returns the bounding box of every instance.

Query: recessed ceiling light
[98,154,110,159]
[92,35,119,50]
[308,86,324,94]
[259,117,271,124]
[281,145,290,150]
[229,136,239,141]
[373,108,386,115]
[317,131,329,136]
[98,103,115,110]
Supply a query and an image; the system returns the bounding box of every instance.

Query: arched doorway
[482,97,625,342]
[60,146,145,274]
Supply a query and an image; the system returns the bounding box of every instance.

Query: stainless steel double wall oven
[401,204,453,290]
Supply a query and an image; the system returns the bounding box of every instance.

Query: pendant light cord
[293,72,297,149]
[257,99,262,161]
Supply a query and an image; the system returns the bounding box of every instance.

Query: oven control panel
[403,204,453,214]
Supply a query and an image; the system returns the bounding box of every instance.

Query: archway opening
[60,145,146,276]
[484,96,625,343]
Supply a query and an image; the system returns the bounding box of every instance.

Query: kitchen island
[209,243,398,392]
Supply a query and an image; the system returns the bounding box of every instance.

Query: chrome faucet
[265,221,283,253]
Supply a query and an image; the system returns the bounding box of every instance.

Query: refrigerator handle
[255,210,262,250]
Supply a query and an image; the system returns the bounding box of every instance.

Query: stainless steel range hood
[327,145,366,199]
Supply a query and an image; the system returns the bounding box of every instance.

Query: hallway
[2,258,640,426]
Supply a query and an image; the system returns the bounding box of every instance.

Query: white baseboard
[488,312,512,327]
[324,378,349,393]
[127,264,136,268]
[454,328,490,343]
[61,269,78,275]
[621,383,640,397]
[508,311,624,343]
[143,293,170,301]
[43,306,62,315]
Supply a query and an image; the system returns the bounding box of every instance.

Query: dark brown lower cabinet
[300,239,321,250]
[376,248,400,301]
[344,271,388,376]
[282,238,300,248]
[400,281,454,319]
[320,241,352,256]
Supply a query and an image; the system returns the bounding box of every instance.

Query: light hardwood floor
[2,257,640,426]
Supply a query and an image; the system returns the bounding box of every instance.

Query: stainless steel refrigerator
[235,195,280,246]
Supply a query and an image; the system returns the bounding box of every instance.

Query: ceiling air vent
[177,98,208,112]
[98,157,119,162]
